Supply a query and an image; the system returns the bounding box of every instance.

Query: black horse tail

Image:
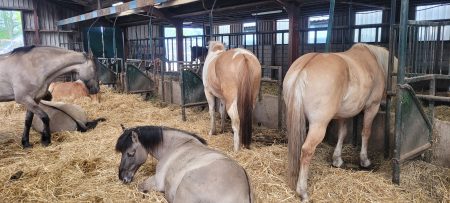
[85,118,106,131]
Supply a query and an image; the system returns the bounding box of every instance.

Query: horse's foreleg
[332,119,348,168]
[205,90,216,135]
[21,98,51,146]
[138,176,162,193]
[297,123,327,202]
[227,100,240,151]
[360,104,380,168]
[21,110,34,148]
[220,100,226,133]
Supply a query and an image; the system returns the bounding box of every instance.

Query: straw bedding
[0,87,448,202]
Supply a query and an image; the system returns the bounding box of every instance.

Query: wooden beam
[155,0,199,8]
[175,20,184,61]
[171,1,273,18]
[32,0,40,45]
[57,0,155,26]
[286,2,300,77]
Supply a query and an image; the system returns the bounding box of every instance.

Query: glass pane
[0,10,24,54]
[416,4,450,21]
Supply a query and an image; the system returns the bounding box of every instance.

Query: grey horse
[0,45,99,147]
[115,126,253,203]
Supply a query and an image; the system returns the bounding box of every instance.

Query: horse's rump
[32,101,88,133]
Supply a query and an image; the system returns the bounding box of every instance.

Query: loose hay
[0,87,448,202]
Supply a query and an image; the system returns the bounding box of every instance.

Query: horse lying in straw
[203,41,261,151]
[0,45,99,148]
[283,43,397,201]
[115,126,253,203]
[49,80,101,103]
[32,94,105,134]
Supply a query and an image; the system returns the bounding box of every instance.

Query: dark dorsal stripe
[115,126,207,153]
[10,45,36,55]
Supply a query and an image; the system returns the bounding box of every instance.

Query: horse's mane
[115,126,207,153]
[10,45,36,55]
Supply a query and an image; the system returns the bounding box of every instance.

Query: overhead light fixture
[183,22,192,25]
[251,10,282,16]
[112,2,124,7]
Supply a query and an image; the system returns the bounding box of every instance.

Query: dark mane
[115,126,207,152]
[10,45,36,55]
[163,126,207,145]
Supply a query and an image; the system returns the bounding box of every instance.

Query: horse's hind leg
[21,110,34,148]
[220,100,226,133]
[205,89,216,135]
[20,98,51,146]
[332,119,348,168]
[227,100,240,151]
[297,123,327,202]
[360,103,380,168]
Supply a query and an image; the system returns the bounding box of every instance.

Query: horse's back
[162,145,251,202]
[49,80,98,102]
[32,103,79,133]
[174,158,251,203]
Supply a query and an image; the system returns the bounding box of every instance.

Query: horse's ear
[131,131,139,143]
[120,124,125,131]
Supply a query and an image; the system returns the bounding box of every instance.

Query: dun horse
[115,126,253,203]
[0,46,99,148]
[283,43,397,201]
[203,41,261,151]
[32,98,105,134]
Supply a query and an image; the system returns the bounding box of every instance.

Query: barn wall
[0,0,82,49]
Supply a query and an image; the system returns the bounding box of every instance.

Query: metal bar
[393,0,409,185]
[278,66,282,130]
[416,94,450,102]
[429,78,436,124]
[325,0,335,52]
[384,0,396,159]
[183,101,209,108]
[180,69,186,121]
[58,0,155,26]
[399,143,432,162]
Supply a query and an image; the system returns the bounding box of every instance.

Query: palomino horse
[115,126,253,203]
[203,41,261,151]
[0,45,99,148]
[49,80,101,103]
[283,43,397,201]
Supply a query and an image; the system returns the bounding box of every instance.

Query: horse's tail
[85,117,106,131]
[237,54,259,149]
[283,54,316,189]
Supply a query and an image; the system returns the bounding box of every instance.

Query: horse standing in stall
[115,125,253,203]
[0,46,99,148]
[202,41,261,151]
[283,43,397,201]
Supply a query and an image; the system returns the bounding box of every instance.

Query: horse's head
[207,41,225,53]
[78,53,100,94]
[115,126,149,184]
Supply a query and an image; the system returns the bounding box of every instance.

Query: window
[183,28,203,61]
[276,19,289,44]
[308,15,329,44]
[164,27,176,63]
[354,10,383,42]
[243,22,256,45]
[218,25,230,46]
[0,10,24,54]
[416,4,450,41]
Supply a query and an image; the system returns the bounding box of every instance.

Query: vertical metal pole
[385,0,396,159]
[278,66,282,130]
[180,69,186,121]
[393,0,409,185]
[325,0,335,52]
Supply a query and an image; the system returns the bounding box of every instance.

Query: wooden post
[32,0,40,45]
[175,20,184,62]
[286,2,300,78]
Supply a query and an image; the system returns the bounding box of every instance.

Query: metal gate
[180,66,207,121]
[124,60,155,94]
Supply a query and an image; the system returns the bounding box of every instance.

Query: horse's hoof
[22,142,33,149]
[332,158,344,168]
[360,159,372,169]
[41,140,51,147]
